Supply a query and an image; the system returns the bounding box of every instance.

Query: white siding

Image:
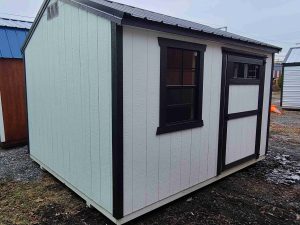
[225,116,257,165]
[123,26,222,215]
[25,1,113,213]
[282,66,300,109]
[228,85,259,113]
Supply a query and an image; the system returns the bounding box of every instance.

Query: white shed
[281,47,300,110]
[22,0,281,224]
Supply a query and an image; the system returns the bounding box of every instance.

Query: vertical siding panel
[88,12,101,202]
[79,9,91,195]
[207,47,222,178]
[70,6,81,189]
[99,19,112,210]
[65,5,80,185]
[190,129,201,186]
[48,11,55,169]
[56,3,65,176]
[145,32,160,205]
[158,135,171,199]
[131,29,148,210]
[199,49,211,182]
[123,28,133,214]
[62,2,70,180]
[180,130,192,189]
[170,133,182,193]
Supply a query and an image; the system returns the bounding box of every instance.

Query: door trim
[217,49,266,175]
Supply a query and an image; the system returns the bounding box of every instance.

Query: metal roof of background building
[0,18,32,59]
[284,47,300,63]
[0,17,32,29]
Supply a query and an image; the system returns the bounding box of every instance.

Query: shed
[0,17,31,147]
[281,47,300,110]
[22,0,281,224]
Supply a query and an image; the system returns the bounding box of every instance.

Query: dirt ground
[0,91,299,225]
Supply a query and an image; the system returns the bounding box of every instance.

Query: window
[232,62,260,80]
[157,38,206,135]
[227,54,264,84]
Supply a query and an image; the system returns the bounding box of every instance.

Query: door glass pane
[166,105,194,124]
[167,88,194,105]
[183,50,197,69]
[233,62,245,78]
[248,64,260,79]
[167,69,181,85]
[167,48,182,69]
[183,69,195,85]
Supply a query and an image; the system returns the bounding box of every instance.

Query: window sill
[156,120,204,135]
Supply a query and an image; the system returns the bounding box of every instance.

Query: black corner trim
[111,22,123,219]
[22,53,30,154]
[265,54,274,154]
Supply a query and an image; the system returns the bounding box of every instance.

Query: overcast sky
[1,0,299,61]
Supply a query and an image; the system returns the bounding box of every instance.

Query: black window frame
[227,55,265,85]
[157,38,206,135]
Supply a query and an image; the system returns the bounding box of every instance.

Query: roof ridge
[0,17,33,23]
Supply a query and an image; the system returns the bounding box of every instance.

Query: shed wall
[123,26,273,216]
[282,66,300,109]
[25,1,113,213]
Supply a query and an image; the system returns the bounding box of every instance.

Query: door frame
[217,48,266,175]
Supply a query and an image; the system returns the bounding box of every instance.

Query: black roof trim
[122,16,279,54]
[22,0,282,53]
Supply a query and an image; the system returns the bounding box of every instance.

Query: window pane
[183,70,196,85]
[167,88,194,105]
[166,105,194,124]
[233,62,245,78]
[167,48,182,69]
[183,50,197,69]
[166,69,181,85]
[248,64,260,79]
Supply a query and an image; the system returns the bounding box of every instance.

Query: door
[217,50,265,174]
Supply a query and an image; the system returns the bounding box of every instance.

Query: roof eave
[122,16,281,54]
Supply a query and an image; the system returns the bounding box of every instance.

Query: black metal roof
[22,0,281,53]
[82,0,281,52]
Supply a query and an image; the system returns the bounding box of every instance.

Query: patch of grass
[0,175,85,225]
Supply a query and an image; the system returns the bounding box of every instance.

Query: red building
[0,17,32,147]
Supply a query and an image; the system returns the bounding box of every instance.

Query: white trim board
[0,92,5,143]
[31,153,265,225]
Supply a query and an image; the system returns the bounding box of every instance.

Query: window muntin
[166,48,198,124]
[232,62,261,80]
[157,38,206,135]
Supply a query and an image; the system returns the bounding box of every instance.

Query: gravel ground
[0,91,299,225]
[0,146,43,182]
